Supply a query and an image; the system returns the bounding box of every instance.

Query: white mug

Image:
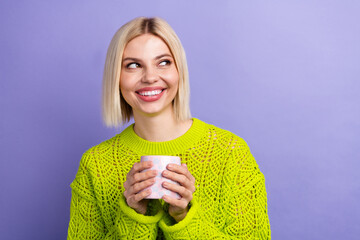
[140,155,181,199]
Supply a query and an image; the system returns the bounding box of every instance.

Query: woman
[67,17,271,239]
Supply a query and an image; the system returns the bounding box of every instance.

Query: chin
[136,103,173,116]
[141,109,166,116]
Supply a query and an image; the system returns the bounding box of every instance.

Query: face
[120,34,179,118]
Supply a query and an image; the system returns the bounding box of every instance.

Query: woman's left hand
[162,163,196,222]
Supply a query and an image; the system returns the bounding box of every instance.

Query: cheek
[166,75,179,100]
[119,80,133,106]
[119,73,133,93]
[163,70,179,87]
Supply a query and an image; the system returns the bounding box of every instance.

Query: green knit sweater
[67,118,271,239]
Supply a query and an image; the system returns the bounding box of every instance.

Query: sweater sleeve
[67,150,164,240]
[158,139,271,239]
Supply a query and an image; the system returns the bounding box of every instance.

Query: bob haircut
[102,17,191,127]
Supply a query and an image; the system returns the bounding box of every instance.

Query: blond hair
[102,17,191,127]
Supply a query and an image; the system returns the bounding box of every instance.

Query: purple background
[1,1,359,239]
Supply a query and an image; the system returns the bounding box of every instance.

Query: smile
[137,89,163,96]
[135,88,166,102]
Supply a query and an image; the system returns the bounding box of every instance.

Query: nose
[142,66,158,83]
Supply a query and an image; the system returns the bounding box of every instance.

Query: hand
[123,161,157,215]
[162,163,196,222]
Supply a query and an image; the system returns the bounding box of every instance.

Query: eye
[126,62,140,69]
[159,60,171,66]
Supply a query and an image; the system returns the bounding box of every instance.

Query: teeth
[139,90,163,96]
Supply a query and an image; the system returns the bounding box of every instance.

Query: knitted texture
[67,118,271,239]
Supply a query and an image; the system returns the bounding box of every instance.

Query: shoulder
[198,118,250,151]
[78,134,123,170]
[198,119,258,168]
[199,121,264,184]
[85,135,119,154]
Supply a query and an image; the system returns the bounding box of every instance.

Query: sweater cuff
[158,199,200,232]
[118,195,164,224]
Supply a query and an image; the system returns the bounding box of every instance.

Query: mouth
[135,88,167,102]
[136,89,165,97]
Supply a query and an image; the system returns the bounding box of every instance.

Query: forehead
[123,34,172,58]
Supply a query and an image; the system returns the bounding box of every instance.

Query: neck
[133,108,192,142]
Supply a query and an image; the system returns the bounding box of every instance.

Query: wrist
[172,206,189,222]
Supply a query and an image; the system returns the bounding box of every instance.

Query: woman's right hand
[123,161,157,215]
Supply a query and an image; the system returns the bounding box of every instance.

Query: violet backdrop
[1,0,359,239]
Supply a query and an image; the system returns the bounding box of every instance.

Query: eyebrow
[122,54,173,62]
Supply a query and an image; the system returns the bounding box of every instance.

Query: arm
[67,150,164,240]
[158,139,271,239]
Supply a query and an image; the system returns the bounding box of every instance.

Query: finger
[127,188,151,207]
[132,178,156,194]
[162,170,193,189]
[133,188,152,202]
[123,180,129,190]
[167,164,194,181]
[182,164,196,183]
[183,164,196,183]
[127,162,156,186]
[162,181,193,199]
[166,164,186,174]
[131,170,157,185]
[127,161,153,181]
[162,195,189,210]
[128,161,153,178]
[123,189,129,199]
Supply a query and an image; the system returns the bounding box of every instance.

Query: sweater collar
[118,118,207,155]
